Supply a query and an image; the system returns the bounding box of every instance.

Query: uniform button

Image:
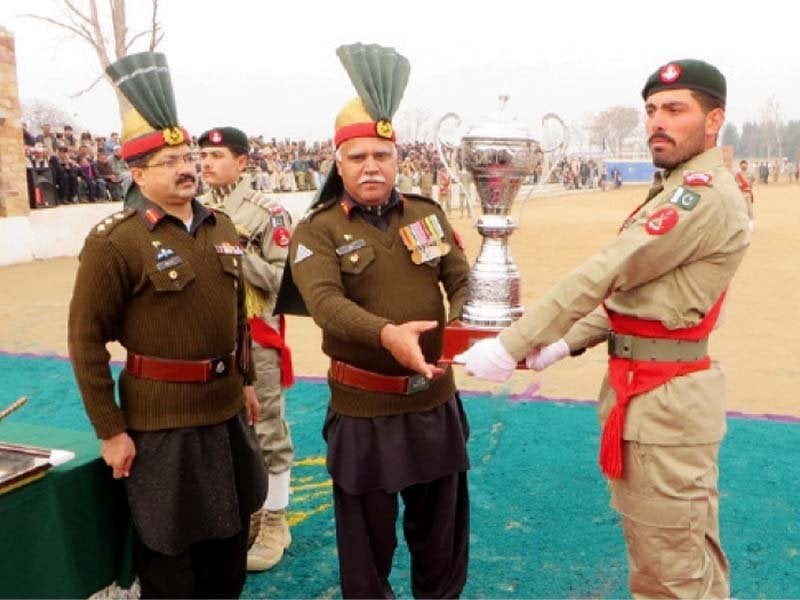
[350,254,359,263]
[168,270,178,280]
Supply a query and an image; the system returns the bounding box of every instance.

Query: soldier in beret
[68,53,266,598]
[277,43,471,598]
[458,58,752,597]
[198,126,296,572]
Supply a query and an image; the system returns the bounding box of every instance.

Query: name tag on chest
[335,238,366,256]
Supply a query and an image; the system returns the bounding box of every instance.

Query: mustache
[648,133,675,145]
[358,175,387,184]
[176,174,196,185]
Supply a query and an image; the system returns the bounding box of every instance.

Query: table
[0,422,134,598]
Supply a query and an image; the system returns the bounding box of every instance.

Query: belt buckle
[210,356,229,378]
[405,374,431,395]
[607,332,632,359]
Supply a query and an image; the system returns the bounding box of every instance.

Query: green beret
[641,59,726,104]
[198,126,250,155]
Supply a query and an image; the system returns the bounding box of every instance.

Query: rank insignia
[294,244,313,264]
[214,242,245,256]
[399,215,451,265]
[144,208,161,226]
[273,227,291,247]
[645,207,679,235]
[668,187,701,211]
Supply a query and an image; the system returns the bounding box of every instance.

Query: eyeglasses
[143,153,199,170]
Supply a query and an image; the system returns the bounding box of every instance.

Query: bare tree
[759,95,783,160]
[22,100,76,132]
[22,0,163,115]
[394,108,434,143]
[589,106,641,156]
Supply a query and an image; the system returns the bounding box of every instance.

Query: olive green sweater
[290,194,470,417]
[68,201,251,439]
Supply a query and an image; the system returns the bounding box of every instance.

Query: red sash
[599,293,725,478]
[735,171,753,201]
[249,315,295,388]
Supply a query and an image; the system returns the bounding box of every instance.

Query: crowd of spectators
[23,122,127,208]
[27,123,737,211]
[754,159,800,184]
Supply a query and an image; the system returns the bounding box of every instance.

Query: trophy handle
[435,113,474,218]
[516,112,570,225]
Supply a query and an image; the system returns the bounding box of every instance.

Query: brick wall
[0,27,29,218]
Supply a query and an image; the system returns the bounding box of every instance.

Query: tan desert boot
[246,509,292,571]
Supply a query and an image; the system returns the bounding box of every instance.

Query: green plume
[106,52,179,129]
[336,43,410,121]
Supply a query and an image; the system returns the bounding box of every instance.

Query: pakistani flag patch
[668,186,701,211]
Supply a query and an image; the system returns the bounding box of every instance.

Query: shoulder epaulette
[90,207,136,237]
[300,197,339,223]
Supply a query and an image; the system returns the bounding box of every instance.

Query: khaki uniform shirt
[201,175,290,328]
[499,148,752,444]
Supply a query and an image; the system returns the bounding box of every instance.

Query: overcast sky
[1,0,798,146]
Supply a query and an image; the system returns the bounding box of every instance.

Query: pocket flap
[612,487,692,529]
[339,245,376,275]
[148,262,196,292]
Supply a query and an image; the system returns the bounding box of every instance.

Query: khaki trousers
[252,344,293,474]
[610,441,729,599]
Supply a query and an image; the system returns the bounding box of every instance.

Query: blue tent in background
[604,159,657,184]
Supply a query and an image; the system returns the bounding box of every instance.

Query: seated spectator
[76,155,107,201]
[95,148,122,201]
[50,146,80,204]
[22,123,35,147]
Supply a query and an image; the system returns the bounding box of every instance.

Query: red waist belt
[600,292,726,479]
[125,351,235,383]
[250,316,294,388]
[329,359,439,395]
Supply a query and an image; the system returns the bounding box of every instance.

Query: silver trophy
[438,96,568,358]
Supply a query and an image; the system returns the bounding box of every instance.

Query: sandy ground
[1,183,797,416]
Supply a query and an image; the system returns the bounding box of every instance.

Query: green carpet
[1,353,798,598]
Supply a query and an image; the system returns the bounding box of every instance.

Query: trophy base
[441,320,527,368]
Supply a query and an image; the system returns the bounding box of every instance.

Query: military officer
[458,59,752,598]
[68,53,266,598]
[198,126,295,572]
[277,43,471,599]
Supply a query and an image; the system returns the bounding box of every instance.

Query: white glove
[454,338,517,382]
[525,338,570,371]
